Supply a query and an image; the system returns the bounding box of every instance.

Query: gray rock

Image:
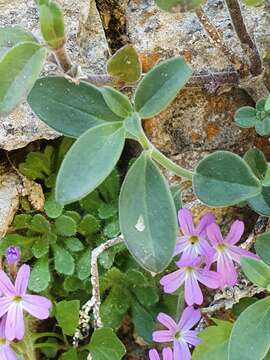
[0,0,110,151]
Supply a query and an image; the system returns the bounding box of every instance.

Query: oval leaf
[234,106,257,128]
[193,151,261,207]
[107,44,142,83]
[255,232,270,266]
[228,297,270,360]
[244,147,267,180]
[134,57,192,118]
[0,41,47,116]
[0,26,37,58]
[240,257,270,288]
[28,77,124,138]
[119,152,177,273]
[56,123,125,204]
[100,86,133,118]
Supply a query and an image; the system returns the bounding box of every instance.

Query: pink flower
[0,264,52,341]
[149,347,173,360]
[0,317,16,360]
[160,257,220,305]
[152,307,201,360]
[175,209,215,263]
[206,220,259,287]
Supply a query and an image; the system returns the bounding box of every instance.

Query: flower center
[189,235,199,245]
[174,330,182,340]
[0,337,6,345]
[13,295,22,303]
[216,243,227,251]
[185,266,194,274]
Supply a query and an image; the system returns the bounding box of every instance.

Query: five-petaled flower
[175,209,215,264]
[160,257,220,305]
[0,317,16,360]
[206,221,259,287]
[0,264,51,341]
[152,307,201,360]
[149,347,173,360]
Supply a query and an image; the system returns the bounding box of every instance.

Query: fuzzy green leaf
[193,151,262,207]
[244,147,268,180]
[241,257,270,288]
[53,245,75,275]
[0,26,37,58]
[30,214,51,233]
[107,45,141,83]
[134,57,192,118]
[28,77,123,138]
[65,237,84,253]
[248,186,270,216]
[255,232,270,266]
[32,236,49,258]
[29,257,51,292]
[0,42,46,116]
[55,123,125,205]
[155,0,205,12]
[55,215,77,236]
[55,300,80,336]
[100,86,133,118]
[77,249,91,280]
[119,152,177,273]
[234,106,257,128]
[78,214,100,236]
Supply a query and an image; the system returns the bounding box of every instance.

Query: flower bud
[39,0,65,50]
[6,246,20,265]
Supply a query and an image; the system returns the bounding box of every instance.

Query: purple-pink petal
[157,313,178,331]
[182,330,201,346]
[206,223,224,246]
[0,271,15,296]
[162,347,173,360]
[179,306,201,331]
[15,264,30,295]
[197,269,220,289]
[178,209,195,235]
[5,304,24,341]
[199,239,215,264]
[22,294,51,319]
[195,212,215,237]
[0,345,17,360]
[217,253,237,287]
[0,298,12,319]
[153,330,174,343]
[224,220,244,245]
[229,246,259,263]
[174,340,191,360]
[185,275,203,306]
[160,269,185,294]
[149,349,160,360]
[174,236,189,256]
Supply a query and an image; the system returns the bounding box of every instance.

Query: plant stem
[224,0,263,76]
[53,46,73,73]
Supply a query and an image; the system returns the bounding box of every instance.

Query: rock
[0,166,20,239]
[0,0,110,151]
[126,0,270,166]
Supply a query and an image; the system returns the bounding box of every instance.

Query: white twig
[73,235,124,346]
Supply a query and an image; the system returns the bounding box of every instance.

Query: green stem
[34,343,67,350]
[22,327,36,360]
[138,129,194,180]
[32,332,65,342]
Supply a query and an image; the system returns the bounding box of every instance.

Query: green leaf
[78,214,100,236]
[131,300,155,343]
[98,169,120,202]
[76,249,91,280]
[30,214,51,233]
[244,147,267,180]
[84,328,126,360]
[240,257,270,288]
[55,122,125,205]
[39,0,65,49]
[265,95,270,112]
[98,203,117,219]
[155,0,205,11]
[29,257,51,292]
[255,232,270,265]
[119,152,177,273]
[55,215,77,236]
[53,245,75,275]
[193,319,233,360]
[59,349,78,360]
[233,297,258,317]
[100,86,133,118]
[44,192,63,219]
[32,236,49,258]
[65,237,84,252]
[234,106,257,128]
[170,184,182,211]
[0,26,37,58]
[0,42,47,116]
[228,297,270,360]
[13,214,32,229]
[248,186,270,216]
[255,117,270,136]
[104,221,120,238]
[107,45,141,83]
[241,0,265,5]
[193,151,262,207]
[28,77,123,138]
[55,300,80,336]
[135,57,192,118]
